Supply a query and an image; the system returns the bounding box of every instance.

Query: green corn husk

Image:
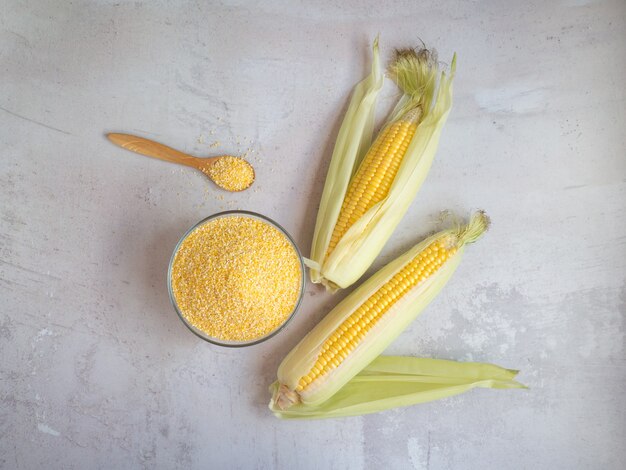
[269,356,525,419]
[308,39,456,290]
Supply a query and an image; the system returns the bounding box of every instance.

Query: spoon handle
[107,133,202,169]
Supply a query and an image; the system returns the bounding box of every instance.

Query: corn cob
[309,41,456,290]
[273,212,489,409]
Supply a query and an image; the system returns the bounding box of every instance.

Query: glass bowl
[167,210,306,347]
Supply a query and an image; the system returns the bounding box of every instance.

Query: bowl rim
[167,210,306,348]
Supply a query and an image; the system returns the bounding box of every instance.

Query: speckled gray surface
[1,1,625,469]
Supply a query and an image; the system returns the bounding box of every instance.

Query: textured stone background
[1,1,624,468]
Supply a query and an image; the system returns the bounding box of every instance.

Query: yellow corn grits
[204,156,255,192]
[171,216,302,342]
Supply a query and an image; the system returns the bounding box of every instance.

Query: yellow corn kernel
[325,110,422,258]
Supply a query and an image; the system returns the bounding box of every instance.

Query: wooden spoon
[107,133,255,191]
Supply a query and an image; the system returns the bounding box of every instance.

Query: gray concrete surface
[1,1,625,469]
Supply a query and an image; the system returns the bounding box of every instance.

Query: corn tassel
[309,40,456,290]
[272,212,491,410]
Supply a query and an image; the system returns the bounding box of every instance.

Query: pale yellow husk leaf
[269,356,526,420]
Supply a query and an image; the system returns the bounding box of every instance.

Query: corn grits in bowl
[168,211,305,347]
